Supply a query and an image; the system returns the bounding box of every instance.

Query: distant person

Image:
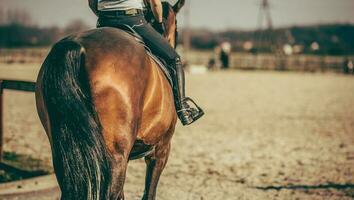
[343,58,349,74]
[342,58,354,75]
[208,46,221,70]
[207,58,216,70]
[220,42,231,69]
[88,0,204,125]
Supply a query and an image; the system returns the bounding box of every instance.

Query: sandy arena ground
[0,64,353,200]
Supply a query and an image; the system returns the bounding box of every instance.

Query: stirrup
[177,97,204,125]
[183,97,204,114]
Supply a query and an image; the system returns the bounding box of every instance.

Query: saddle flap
[114,25,174,87]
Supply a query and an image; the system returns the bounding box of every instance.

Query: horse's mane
[144,2,172,22]
[162,2,178,48]
[144,2,178,48]
[162,2,172,18]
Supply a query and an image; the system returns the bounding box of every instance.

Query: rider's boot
[171,58,204,125]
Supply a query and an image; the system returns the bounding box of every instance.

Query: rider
[88,0,204,125]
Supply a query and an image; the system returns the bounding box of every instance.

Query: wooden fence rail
[0,80,36,162]
[187,52,354,72]
[0,49,48,64]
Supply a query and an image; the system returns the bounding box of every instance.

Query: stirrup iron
[177,97,204,125]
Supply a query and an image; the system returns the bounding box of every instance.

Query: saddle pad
[145,51,173,86]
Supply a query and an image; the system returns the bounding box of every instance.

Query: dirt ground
[1,64,353,200]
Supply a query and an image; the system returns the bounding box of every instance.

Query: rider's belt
[99,9,143,17]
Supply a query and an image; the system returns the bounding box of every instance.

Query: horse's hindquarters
[35,27,177,200]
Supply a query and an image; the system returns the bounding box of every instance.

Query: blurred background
[0,0,353,200]
[0,0,354,71]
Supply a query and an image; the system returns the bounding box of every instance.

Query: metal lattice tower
[255,0,275,52]
[254,0,285,70]
[257,0,273,31]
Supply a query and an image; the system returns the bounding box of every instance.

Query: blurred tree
[180,24,354,55]
[0,8,4,25]
[63,19,89,35]
[0,25,61,47]
[5,8,33,26]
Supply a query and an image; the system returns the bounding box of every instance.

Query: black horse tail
[41,40,112,200]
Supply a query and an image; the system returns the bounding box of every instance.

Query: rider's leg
[97,15,204,125]
[132,20,204,125]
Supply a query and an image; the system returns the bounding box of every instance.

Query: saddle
[115,24,174,87]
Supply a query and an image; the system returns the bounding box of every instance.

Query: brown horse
[35,1,185,199]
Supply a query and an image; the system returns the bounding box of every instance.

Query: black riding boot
[171,58,204,125]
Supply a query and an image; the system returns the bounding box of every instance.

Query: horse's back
[71,27,149,77]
